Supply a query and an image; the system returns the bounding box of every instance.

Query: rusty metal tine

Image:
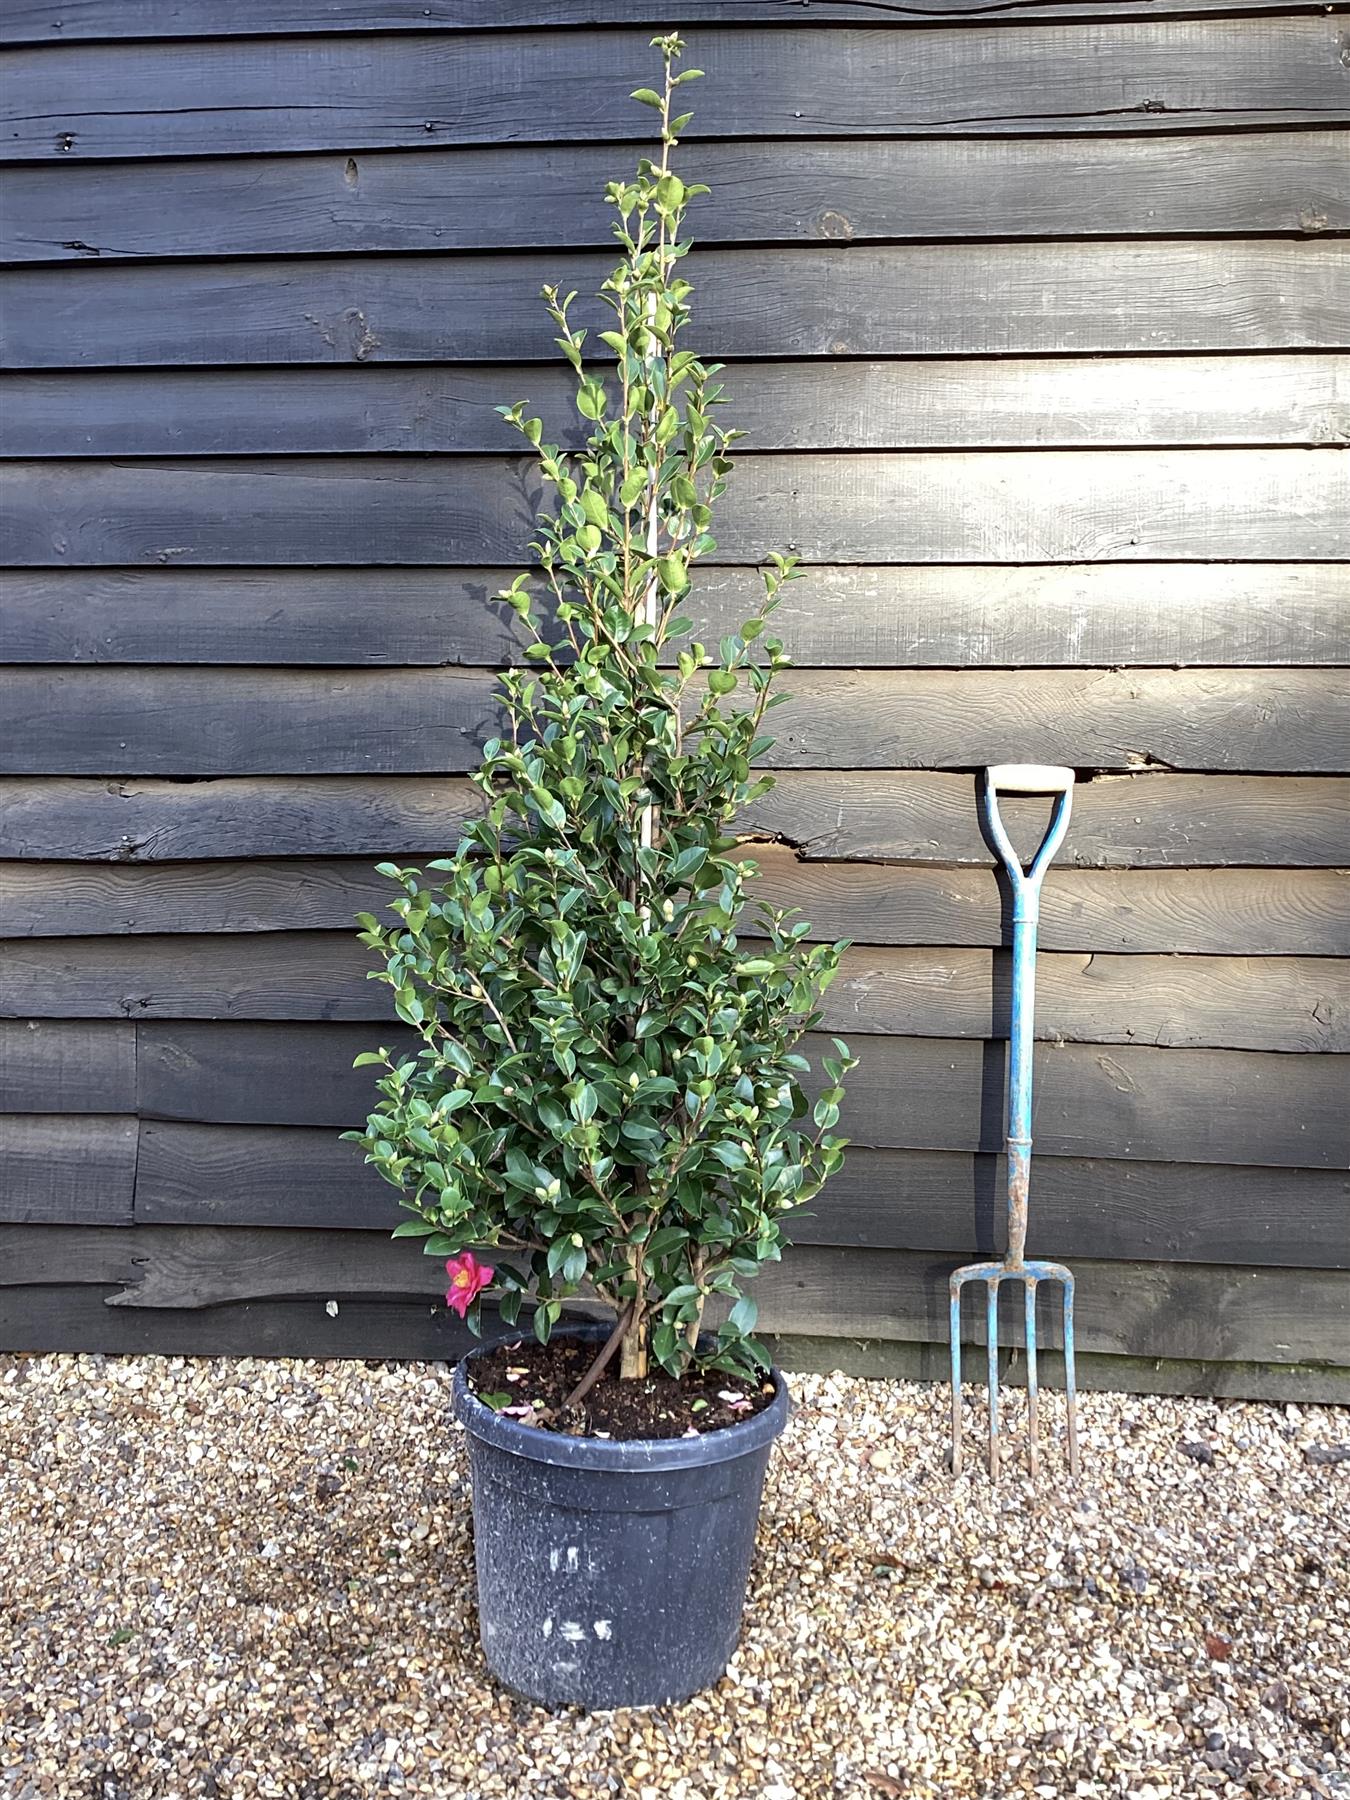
[986,1280,1000,1483]
[949,1279,964,1476]
[1024,1279,1040,1483]
[1062,1270,1080,1478]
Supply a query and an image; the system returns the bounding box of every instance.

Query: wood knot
[818,210,854,242]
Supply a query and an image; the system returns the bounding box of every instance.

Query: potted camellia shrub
[346,36,856,1711]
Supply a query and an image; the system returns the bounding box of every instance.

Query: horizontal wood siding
[1,4,1346,1390]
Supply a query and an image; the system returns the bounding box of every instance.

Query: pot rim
[451,1322,790,1471]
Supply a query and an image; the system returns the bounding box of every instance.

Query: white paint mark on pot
[593,1620,613,1640]
[566,1547,579,1572]
[560,1621,586,1643]
[549,1548,559,1572]
[541,1618,553,1639]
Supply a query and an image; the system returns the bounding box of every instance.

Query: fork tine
[1062,1271,1080,1478]
[949,1277,964,1476]
[1024,1278,1040,1483]
[986,1278,1000,1483]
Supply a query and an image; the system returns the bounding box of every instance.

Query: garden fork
[950,765,1080,1482]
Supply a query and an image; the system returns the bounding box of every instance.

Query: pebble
[1,1354,1346,1798]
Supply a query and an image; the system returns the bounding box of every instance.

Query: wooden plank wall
[1,0,1348,1395]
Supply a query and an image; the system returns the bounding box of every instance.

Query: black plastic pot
[451,1325,790,1710]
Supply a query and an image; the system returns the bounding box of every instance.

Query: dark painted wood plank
[0,1017,133,1111]
[3,1,1328,48]
[8,359,1348,460]
[0,774,486,863]
[7,453,1345,569]
[134,1018,1350,1169]
[830,949,1350,1052]
[9,133,1346,263]
[4,1223,1344,1366]
[6,563,1347,671]
[7,244,1346,369]
[6,22,1345,161]
[0,1282,471,1361]
[6,664,1348,776]
[134,1121,1350,1270]
[0,1113,136,1224]
[743,857,1350,959]
[5,772,1347,869]
[746,772,1350,870]
[780,1245,1350,1365]
[6,930,1345,1051]
[767,1335,1350,1404]
[8,855,1347,958]
[3,1279,1340,1399]
[11,914,1346,1050]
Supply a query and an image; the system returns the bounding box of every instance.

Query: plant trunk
[619,1311,649,1380]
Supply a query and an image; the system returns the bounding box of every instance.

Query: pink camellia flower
[444,1251,494,1319]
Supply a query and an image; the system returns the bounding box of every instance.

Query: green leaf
[630,87,663,107]
[727,1295,758,1337]
[619,470,647,509]
[711,1142,749,1171]
[667,845,707,882]
[391,1219,437,1238]
[656,554,687,593]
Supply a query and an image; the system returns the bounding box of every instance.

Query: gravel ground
[2,1352,1346,1800]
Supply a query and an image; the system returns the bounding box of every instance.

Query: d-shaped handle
[986,764,1076,797]
[981,765,1075,888]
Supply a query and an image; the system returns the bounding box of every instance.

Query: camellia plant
[346,35,857,1401]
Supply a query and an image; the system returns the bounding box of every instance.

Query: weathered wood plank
[0,1017,133,1112]
[3,1279,1340,1399]
[5,772,1346,869]
[742,859,1350,959]
[5,22,1344,161]
[8,133,1346,264]
[134,1018,1350,1169]
[830,949,1350,1053]
[4,1223,1344,1367]
[7,855,1346,958]
[0,1283,471,1362]
[746,772,1350,870]
[5,664,1347,776]
[134,1121,1350,1271]
[764,1336,1350,1404]
[7,563,1349,670]
[6,931,1344,1051]
[7,453,1344,568]
[3,1,1328,47]
[0,1114,136,1224]
[6,244,1345,368]
[8,358,1348,459]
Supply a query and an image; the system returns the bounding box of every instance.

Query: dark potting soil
[466,1336,776,1440]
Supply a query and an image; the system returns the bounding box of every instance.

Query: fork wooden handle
[986,764,1076,795]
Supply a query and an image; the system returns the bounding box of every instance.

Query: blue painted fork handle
[980,769,1075,1267]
